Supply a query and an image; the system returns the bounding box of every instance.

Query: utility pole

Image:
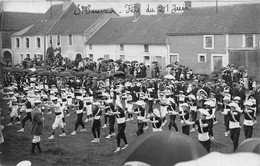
[41,19,47,65]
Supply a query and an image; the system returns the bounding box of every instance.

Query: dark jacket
[30,108,44,136]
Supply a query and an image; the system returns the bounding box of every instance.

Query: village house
[11,0,118,65]
[166,3,260,76]
[11,2,70,66]
[85,3,183,70]
[0,11,42,66]
[10,1,260,78]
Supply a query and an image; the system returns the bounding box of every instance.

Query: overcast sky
[0,0,258,16]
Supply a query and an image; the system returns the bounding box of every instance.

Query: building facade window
[89,44,92,50]
[36,37,41,48]
[49,36,53,44]
[203,35,214,49]
[26,53,30,59]
[68,35,73,46]
[20,54,23,62]
[57,36,60,46]
[144,45,149,52]
[198,54,206,62]
[25,38,30,48]
[119,55,125,60]
[120,44,124,51]
[169,54,179,64]
[16,38,20,48]
[144,56,150,64]
[89,54,93,60]
[243,34,255,47]
[104,54,109,60]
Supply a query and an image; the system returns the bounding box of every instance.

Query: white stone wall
[86,44,167,68]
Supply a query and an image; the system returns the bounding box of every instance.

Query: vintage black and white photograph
[0,0,260,165]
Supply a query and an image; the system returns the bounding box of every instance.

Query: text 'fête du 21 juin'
[125,4,191,14]
[74,4,191,15]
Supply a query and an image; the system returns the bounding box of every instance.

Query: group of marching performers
[1,75,258,154]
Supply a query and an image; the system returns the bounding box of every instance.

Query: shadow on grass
[55,157,73,166]
[53,154,94,166]
[211,141,227,149]
[45,147,67,155]
[4,132,30,145]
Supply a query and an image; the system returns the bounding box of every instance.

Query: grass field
[0,95,259,166]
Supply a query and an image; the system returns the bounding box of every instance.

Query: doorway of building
[3,50,12,66]
[212,56,223,71]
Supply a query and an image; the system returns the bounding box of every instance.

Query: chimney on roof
[184,1,192,9]
[133,3,141,21]
[63,0,72,11]
[157,4,165,17]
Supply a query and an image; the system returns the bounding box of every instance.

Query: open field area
[0,95,259,166]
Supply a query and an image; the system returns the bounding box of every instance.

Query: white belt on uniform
[25,109,32,113]
[152,128,162,132]
[244,119,254,126]
[229,121,241,129]
[190,106,197,111]
[198,132,210,141]
[76,109,83,114]
[116,117,125,124]
[223,109,230,114]
[94,115,101,120]
[137,116,145,120]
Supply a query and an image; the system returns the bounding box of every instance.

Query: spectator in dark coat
[30,100,44,155]
[92,77,98,99]
[129,64,135,75]
[140,64,147,78]
[155,64,160,78]
[248,78,253,91]
[234,83,246,109]
[214,83,223,103]
[131,82,140,102]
